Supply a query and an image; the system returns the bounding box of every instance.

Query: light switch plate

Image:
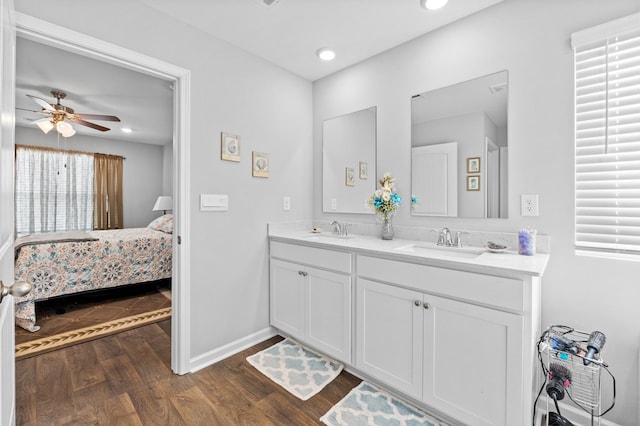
[283,196,291,211]
[200,194,229,211]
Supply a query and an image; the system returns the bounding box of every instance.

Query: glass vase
[381,216,394,240]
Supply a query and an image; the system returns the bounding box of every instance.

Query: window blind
[15,146,94,236]
[573,17,640,254]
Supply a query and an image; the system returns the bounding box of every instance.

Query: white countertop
[268,227,550,277]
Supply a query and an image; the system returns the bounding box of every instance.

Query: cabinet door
[356,278,423,399]
[422,294,524,426]
[306,267,351,363]
[270,259,305,339]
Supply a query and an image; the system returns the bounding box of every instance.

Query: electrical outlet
[331,198,337,210]
[521,194,539,216]
[283,196,291,211]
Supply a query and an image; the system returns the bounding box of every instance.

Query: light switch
[200,194,228,211]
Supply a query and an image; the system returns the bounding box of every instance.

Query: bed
[14,214,173,332]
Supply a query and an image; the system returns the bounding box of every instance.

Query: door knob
[0,280,32,303]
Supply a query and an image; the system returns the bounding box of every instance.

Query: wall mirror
[322,106,376,214]
[410,70,508,218]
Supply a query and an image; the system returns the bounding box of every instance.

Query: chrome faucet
[330,220,342,235]
[330,220,350,237]
[437,227,453,246]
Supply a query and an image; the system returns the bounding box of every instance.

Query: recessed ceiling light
[420,0,448,10]
[316,47,336,61]
[121,127,132,133]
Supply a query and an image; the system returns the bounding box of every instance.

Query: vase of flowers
[368,172,402,240]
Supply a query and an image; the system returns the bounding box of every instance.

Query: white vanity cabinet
[356,255,537,426]
[269,241,352,363]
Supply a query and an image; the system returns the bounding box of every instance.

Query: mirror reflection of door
[411,142,458,217]
[485,137,499,218]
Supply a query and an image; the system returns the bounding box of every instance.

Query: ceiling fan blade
[75,113,121,122]
[16,107,49,114]
[26,94,55,112]
[73,118,111,132]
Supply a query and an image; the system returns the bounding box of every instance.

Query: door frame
[14,12,192,374]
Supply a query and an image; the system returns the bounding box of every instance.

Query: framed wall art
[345,167,355,186]
[359,161,368,179]
[221,132,240,162]
[467,157,480,173]
[467,175,480,191]
[252,152,269,178]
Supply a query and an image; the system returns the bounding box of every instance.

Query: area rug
[15,280,171,360]
[320,381,447,426]
[246,338,343,400]
[15,307,171,360]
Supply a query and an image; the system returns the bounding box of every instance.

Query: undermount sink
[394,242,484,259]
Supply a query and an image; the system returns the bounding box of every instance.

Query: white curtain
[15,146,94,235]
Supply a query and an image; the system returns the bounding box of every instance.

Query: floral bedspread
[14,228,172,332]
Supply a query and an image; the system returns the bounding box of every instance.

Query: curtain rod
[16,144,126,160]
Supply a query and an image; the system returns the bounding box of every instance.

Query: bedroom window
[15,145,94,236]
[572,15,640,258]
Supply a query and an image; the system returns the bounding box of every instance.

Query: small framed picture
[221,132,240,162]
[345,167,355,186]
[467,157,480,173]
[252,152,269,178]
[359,162,368,179]
[467,175,480,191]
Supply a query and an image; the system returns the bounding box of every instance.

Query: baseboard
[189,326,278,372]
[535,395,620,426]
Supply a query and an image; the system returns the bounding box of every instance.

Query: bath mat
[246,338,343,400]
[321,381,447,426]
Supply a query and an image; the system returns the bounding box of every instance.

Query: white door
[411,142,458,216]
[0,0,17,423]
[306,267,351,363]
[356,278,423,399]
[269,259,305,339]
[422,294,523,426]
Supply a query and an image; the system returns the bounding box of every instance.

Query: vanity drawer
[357,255,524,312]
[270,241,351,274]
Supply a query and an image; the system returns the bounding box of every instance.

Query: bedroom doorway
[13,13,191,374]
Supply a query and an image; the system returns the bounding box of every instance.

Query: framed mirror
[411,70,508,218]
[322,106,376,214]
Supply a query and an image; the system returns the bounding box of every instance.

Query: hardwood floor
[15,320,361,425]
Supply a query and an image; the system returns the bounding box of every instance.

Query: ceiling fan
[19,90,121,137]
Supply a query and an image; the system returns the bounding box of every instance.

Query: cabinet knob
[423,302,430,310]
[298,271,308,277]
[414,300,421,306]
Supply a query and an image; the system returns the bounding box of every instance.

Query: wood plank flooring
[15,320,361,425]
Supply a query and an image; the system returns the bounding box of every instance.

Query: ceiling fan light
[56,121,75,137]
[35,118,54,134]
[421,0,448,10]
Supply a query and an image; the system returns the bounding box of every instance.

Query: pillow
[148,214,173,234]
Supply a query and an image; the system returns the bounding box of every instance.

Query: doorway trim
[14,12,191,374]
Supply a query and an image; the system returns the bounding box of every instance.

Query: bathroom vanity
[268,225,549,426]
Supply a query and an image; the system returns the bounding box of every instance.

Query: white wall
[15,126,164,228]
[161,142,173,197]
[15,1,313,368]
[313,1,640,424]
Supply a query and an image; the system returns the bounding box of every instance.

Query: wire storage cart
[536,325,615,426]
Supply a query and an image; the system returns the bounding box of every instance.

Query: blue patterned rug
[321,382,447,426]
[246,338,343,400]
